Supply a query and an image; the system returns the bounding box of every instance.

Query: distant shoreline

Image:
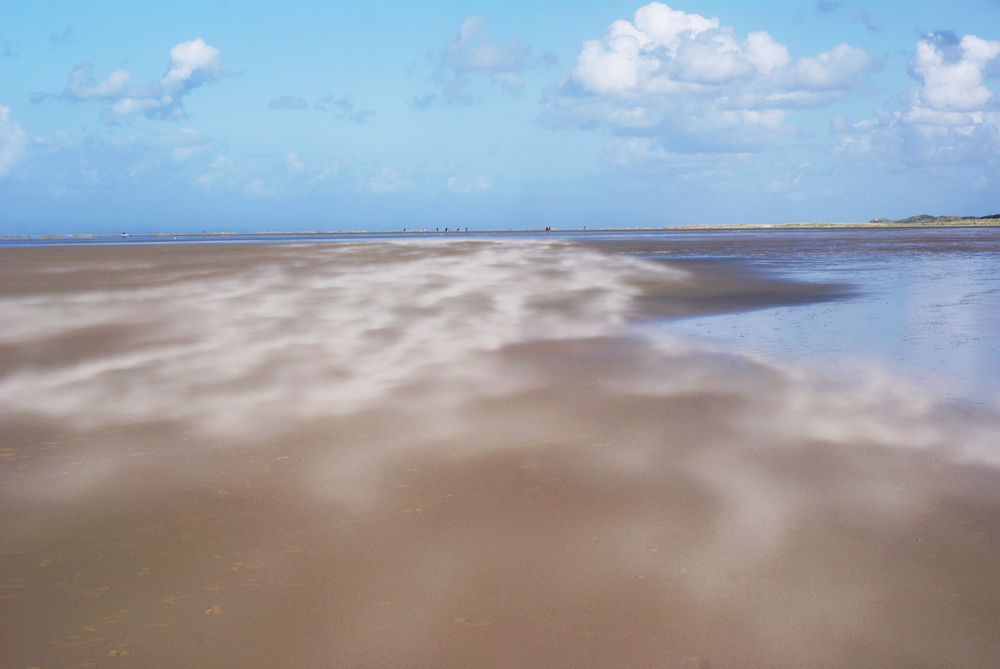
[4,214,999,239]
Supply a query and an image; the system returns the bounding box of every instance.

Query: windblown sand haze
[2,235,999,668]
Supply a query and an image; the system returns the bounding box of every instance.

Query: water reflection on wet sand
[2,238,999,668]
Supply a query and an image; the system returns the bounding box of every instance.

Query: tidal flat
[2,230,1000,668]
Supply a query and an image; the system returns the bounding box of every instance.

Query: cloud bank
[834,31,1000,166]
[542,2,878,153]
[48,38,225,123]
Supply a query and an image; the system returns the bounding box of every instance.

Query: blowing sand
[2,239,999,668]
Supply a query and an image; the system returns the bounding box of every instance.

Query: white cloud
[369,167,412,194]
[415,15,532,106]
[242,177,276,199]
[765,169,806,197]
[194,155,238,192]
[790,43,874,91]
[170,145,204,163]
[446,175,493,193]
[65,66,132,99]
[542,2,877,153]
[491,72,524,91]
[56,38,225,123]
[907,33,999,114]
[78,158,99,183]
[0,104,30,179]
[162,39,220,91]
[189,149,352,198]
[307,158,341,185]
[603,137,669,166]
[833,32,1000,167]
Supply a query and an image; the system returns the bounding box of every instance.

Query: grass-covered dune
[664,213,1000,231]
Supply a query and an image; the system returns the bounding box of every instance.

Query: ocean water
[1,230,999,668]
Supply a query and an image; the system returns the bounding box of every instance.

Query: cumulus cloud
[415,15,532,106]
[833,32,1000,166]
[541,2,878,153]
[269,95,308,110]
[0,105,30,179]
[53,38,225,123]
[907,32,1000,114]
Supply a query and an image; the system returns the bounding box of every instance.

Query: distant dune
[870,213,1000,225]
[6,214,999,240]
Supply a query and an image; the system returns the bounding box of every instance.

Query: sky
[1,1,999,234]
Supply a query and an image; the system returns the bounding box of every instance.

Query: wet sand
[2,239,999,668]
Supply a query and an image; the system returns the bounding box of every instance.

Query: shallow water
[621,228,1000,405]
[1,232,999,668]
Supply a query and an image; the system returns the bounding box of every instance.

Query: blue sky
[1,1,999,234]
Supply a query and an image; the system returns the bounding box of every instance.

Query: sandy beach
[2,236,1000,668]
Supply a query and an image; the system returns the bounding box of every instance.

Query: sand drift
[2,238,999,668]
